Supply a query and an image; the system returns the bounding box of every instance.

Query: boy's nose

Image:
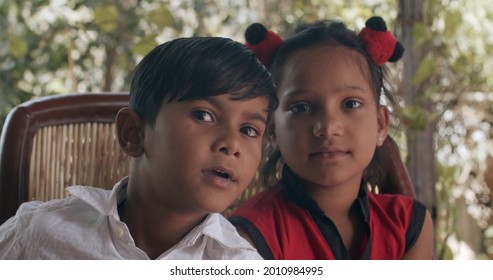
[212,129,241,158]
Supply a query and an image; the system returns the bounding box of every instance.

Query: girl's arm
[402,210,434,259]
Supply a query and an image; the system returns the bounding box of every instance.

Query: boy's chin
[192,199,236,215]
[202,204,233,215]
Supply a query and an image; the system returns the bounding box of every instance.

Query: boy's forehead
[157,94,269,118]
[174,93,269,108]
[187,92,269,104]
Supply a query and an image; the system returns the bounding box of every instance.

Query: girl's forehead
[275,45,377,103]
[280,45,371,83]
[287,45,366,67]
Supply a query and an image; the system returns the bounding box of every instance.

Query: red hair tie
[244,23,283,68]
[358,16,404,66]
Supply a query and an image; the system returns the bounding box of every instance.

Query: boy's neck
[118,195,207,260]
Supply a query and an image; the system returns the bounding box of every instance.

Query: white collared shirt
[0,179,262,260]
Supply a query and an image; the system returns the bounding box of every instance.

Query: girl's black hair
[129,37,278,126]
[261,20,395,189]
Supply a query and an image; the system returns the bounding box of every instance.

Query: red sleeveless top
[230,167,425,260]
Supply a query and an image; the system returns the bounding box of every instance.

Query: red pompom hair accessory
[358,16,404,66]
[245,23,283,68]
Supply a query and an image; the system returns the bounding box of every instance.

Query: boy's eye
[192,110,214,122]
[342,100,362,109]
[288,103,311,113]
[240,126,261,138]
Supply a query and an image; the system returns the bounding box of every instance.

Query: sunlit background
[0,0,492,259]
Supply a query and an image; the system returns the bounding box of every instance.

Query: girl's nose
[313,111,342,138]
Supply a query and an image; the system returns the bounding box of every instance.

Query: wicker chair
[0,93,131,224]
[377,136,415,197]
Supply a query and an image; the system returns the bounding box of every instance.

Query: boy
[0,37,277,259]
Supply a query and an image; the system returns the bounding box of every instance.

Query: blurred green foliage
[1,0,492,259]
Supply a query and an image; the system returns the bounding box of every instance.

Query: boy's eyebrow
[202,96,268,123]
[243,110,268,124]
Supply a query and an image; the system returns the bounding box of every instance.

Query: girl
[231,17,433,260]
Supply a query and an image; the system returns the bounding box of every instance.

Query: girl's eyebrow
[282,89,310,99]
[283,85,366,99]
[334,84,366,92]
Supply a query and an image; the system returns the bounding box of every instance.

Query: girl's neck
[303,177,365,258]
[303,177,361,218]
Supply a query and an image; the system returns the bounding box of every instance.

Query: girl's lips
[309,147,349,159]
[319,146,346,153]
[310,151,348,158]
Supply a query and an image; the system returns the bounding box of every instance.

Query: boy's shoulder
[4,185,111,229]
[0,185,119,259]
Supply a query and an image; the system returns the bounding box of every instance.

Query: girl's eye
[343,100,362,109]
[192,110,214,122]
[288,103,311,113]
[240,126,261,138]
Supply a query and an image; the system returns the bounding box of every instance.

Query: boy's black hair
[262,20,394,188]
[129,37,278,126]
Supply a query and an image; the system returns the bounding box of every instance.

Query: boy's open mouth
[205,166,236,182]
[213,168,230,179]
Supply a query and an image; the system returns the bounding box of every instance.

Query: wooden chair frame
[0,93,130,224]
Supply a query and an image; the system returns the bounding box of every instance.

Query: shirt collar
[171,213,255,251]
[65,177,128,219]
[67,178,255,257]
[280,165,370,222]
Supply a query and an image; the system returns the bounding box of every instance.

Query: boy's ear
[267,122,278,150]
[115,107,145,157]
[376,106,390,146]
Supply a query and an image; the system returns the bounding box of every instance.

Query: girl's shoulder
[233,187,287,216]
[368,191,417,209]
[367,191,427,234]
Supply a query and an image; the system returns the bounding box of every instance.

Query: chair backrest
[377,136,415,197]
[0,93,131,224]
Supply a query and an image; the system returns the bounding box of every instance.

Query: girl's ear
[376,106,390,147]
[115,107,146,157]
[267,122,278,150]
